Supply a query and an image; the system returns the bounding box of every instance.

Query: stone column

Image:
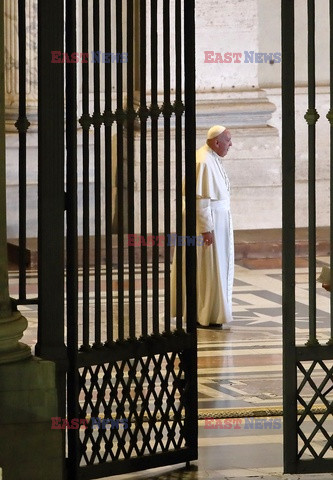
[4,0,37,132]
[0,0,30,363]
[5,0,38,240]
[0,5,64,478]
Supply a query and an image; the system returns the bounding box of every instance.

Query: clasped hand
[202,231,214,246]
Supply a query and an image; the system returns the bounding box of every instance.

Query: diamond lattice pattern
[77,351,188,465]
[297,360,333,459]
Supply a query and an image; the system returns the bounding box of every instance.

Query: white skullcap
[207,125,226,140]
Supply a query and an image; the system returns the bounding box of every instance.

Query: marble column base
[0,310,31,364]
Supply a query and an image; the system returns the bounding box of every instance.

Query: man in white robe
[171,125,234,329]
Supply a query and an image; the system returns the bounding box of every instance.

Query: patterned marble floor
[9,256,333,479]
[197,256,333,414]
[14,256,333,413]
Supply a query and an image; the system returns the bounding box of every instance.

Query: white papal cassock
[170,144,234,326]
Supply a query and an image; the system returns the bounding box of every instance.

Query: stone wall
[5,0,331,236]
[259,0,331,228]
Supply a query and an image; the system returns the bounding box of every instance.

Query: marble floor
[9,256,333,479]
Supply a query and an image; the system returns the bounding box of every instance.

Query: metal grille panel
[297,360,333,460]
[14,0,195,477]
[282,0,333,474]
[78,348,189,466]
[65,0,197,478]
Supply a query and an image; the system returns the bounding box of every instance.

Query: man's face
[214,130,232,157]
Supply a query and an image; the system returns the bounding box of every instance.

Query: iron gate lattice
[78,347,190,467]
[282,0,333,474]
[63,0,197,478]
[296,360,333,460]
[11,0,333,477]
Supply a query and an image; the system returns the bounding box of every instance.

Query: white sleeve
[196,198,214,233]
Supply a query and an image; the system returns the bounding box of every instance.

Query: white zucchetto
[206,125,226,140]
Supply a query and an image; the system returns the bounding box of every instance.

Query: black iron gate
[282,0,333,474]
[12,0,196,479]
[64,0,197,478]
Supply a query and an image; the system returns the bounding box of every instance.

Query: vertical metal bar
[17,0,29,301]
[0,0,9,312]
[127,0,136,339]
[36,8,68,474]
[282,0,297,474]
[139,0,148,338]
[93,0,102,347]
[37,5,68,479]
[305,0,319,346]
[163,0,171,332]
[36,0,66,361]
[105,0,113,344]
[184,0,197,457]
[81,0,90,350]
[175,0,182,331]
[116,0,125,341]
[184,4,196,334]
[329,0,333,343]
[65,0,80,475]
[151,0,159,334]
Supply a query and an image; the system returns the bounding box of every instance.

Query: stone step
[233,226,330,260]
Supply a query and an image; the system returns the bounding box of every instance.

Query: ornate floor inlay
[9,256,333,479]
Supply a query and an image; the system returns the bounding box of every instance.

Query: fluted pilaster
[4,0,37,132]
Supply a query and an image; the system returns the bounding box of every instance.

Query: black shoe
[196,322,209,329]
